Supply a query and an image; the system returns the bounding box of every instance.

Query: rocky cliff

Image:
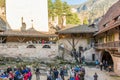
[72,0,118,24]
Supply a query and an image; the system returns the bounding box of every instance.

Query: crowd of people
[46,65,85,80]
[0,63,103,80]
[0,66,32,80]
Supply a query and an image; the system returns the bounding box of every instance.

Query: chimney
[21,17,26,31]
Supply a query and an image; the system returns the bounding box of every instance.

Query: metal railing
[95,41,120,48]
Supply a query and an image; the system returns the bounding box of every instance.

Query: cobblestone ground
[32,67,120,80]
[84,67,120,80]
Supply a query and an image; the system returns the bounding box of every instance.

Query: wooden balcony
[95,41,120,50]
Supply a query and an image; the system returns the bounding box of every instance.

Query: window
[106,34,114,42]
[92,54,95,61]
[42,45,51,48]
[27,45,36,48]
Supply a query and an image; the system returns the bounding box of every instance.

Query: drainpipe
[119,26,120,47]
[119,27,120,40]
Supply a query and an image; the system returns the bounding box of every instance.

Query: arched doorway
[101,51,113,66]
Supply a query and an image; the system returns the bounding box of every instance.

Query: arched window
[27,45,36,48]
[42,45,51,48]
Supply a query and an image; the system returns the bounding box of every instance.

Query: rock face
[72,0,118,24]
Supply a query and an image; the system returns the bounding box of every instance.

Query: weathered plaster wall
[0,43,58,59]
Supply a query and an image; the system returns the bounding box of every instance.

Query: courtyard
[31,66,120,80]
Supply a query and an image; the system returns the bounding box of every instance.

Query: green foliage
[62,2,71,14]
[0,0,5,7]
[83,17,89,24]
[66,13,80,24]
[48,0,80,25]
[48,0,54,17]
[54,0,62,16]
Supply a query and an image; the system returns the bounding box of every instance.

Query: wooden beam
[0,37,6,43]
[74,38,81,48]
[66,39,73,47]
[17,37,25,42]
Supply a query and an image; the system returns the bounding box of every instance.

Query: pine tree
[48,0,54,17]
[54,0,62,16]
[67,13,80,24]
[48,0,81,25]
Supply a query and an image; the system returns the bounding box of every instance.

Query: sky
[53,0,88,5]
[6,0,48,32]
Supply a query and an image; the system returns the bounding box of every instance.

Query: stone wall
[0,43,58,59]
[113,56,120,75]
[58,38,89,51]
[84,48,99,61]
[58,38,97,61]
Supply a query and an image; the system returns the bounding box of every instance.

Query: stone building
[57,0,120,75]
[0,16,58,59]
[57,25,98,61]
[94,0,120,75]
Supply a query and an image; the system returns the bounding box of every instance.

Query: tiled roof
[0,30,58,37]
[99,1,120,27]
[96,0,120,35]
[57,25,98,34]
[95,19,120,35]
[98,0,120,32]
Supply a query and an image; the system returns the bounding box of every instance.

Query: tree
[83,17,89,25]
[54,0,62,16]
[48,0,80,25]
[48,0,54,17]
[62,2,71,14]
[67,13,80,24]
[0,0,5,7]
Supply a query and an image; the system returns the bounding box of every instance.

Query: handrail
[95,41,120,48]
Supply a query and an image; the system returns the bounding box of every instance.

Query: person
[60,68,64,80]
[103,60,106,70]
[23,72,29,80]
[56,74,62,80]
[8,71,14,80]
[14,69,23,80]
[93,73,98,80]
[7,66,12,74]
[70,69,75,80]
[95,60,99,68]
[75,73,79,80]
[108,65,112,72]
[47,71,52,80]
[53,68,59,80]
[99,62,103,71]
[105,61,108,71]
[28,69,32,80]
[35,68,40,80]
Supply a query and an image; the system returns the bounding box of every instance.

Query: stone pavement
[32,67,120,80]
[85,67,120,80]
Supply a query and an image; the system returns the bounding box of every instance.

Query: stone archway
[101,51,113,66]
